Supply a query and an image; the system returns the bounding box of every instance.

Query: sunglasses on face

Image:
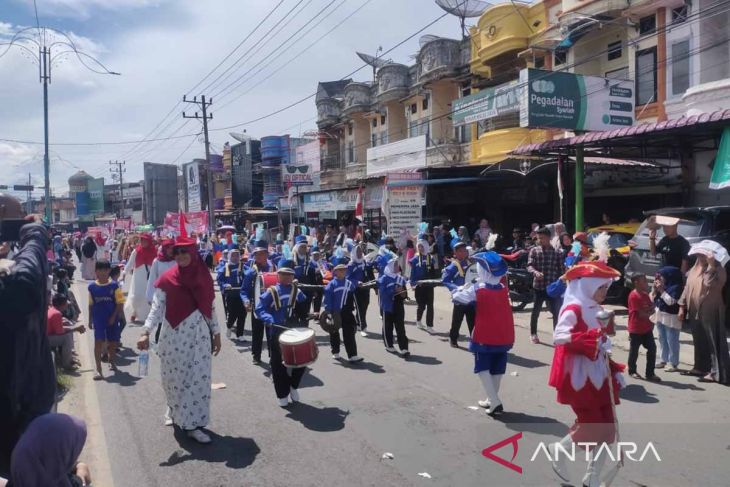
[173,248,190,256]
[285,165,309,174]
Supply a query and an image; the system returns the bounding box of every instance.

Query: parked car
[586,223,640,256]
[625,206,730,285]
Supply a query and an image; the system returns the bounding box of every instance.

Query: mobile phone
[0,219,26,242]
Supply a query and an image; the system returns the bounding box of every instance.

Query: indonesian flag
[354,186,364,222]
[179,212,188,238]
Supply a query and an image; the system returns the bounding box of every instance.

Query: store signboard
[282,165,314,186]
[366,135,426,177]
[301,183,384,213]
[452,80,521,126]
[384,172,423,237]
[87,178,105,215]
[75,192,89,216]
[185,161,202,211]
[519,68,634,131]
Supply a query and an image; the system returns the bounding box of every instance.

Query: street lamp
[0,26,120,223]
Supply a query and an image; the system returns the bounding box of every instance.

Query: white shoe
[164,407,173,426]
[332,353,341,360]
[360,331,368,337]
[417,321,426,330]
[277,397,290,407]
[477,399,490,409]
[398,349,410,356]
[226,328,233,339]
[385,346,396,352]
[187,429,211,444]
[348,355,364,363]
[289,388,300,402]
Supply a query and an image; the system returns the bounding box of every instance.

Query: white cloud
[29,0,165,20]
[1,0,464,190]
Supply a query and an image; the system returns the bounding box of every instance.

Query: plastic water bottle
[138,350,149,377]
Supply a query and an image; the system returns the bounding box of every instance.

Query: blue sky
[0,0,470,194]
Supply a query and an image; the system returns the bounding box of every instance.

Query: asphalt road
[70,278,730,487]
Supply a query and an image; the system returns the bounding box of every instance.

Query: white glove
[599,337,612,354]
[614,372,626,390]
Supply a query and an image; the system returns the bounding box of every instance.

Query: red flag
[179,212,188,238]
[354,186,363,222]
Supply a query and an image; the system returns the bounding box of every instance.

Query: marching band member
[322,263,363,362]
[217,249,247,342]
[409,238,437,331]
[240,240,273,365]
[310,249,329,315]
[255,266,309,407]
[347,243,375,337]
[292,235,317,316]
[378,253,410,357]
[269,240,284,268]
[548,261,626,487]
[452,251,513,417]
[443,242,475,347]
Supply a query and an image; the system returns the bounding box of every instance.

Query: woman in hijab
[137,237,221,444]
[7,413,91,487]
[679,243,729,384]
[80,236,97,281]
[457,226,470,246]
[123,233,156,323]
[548,262,626,487]
[559,232,572,255]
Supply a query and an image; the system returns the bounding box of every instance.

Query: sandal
[93,371,103,381]
[698,373,716,383]
[681,369,705,377]
[630,372,642,379]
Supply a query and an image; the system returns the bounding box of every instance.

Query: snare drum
[278,327,318,368]
[254,271,279,304]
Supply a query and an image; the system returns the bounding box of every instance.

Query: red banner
[113,218,132,231]
[164,211,209,235]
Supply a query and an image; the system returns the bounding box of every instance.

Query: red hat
[573,232,589,244]
[564,261,620,281]
[173,236,197,248]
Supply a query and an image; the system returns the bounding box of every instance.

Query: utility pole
[183,95,215,231]
[109,160,126,218]
[41,45,51,223]
[27,173,32,215]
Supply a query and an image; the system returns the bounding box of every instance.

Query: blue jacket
[216,261,244,290]
[323,278,356,313]
[378,273,406,313]
[347,259,373,286]
[293,254,317,283]
[408,253,435,286]
[214,258,227,274]
[375,253,391,276]
[441,259,470,291]
[269,252,282,268]
[255,283,307,333]
[239,262,272,305]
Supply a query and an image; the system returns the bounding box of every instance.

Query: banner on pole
[164,211,209,235]
[709,127,730,190]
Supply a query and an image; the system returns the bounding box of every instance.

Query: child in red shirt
[628,274,660,381]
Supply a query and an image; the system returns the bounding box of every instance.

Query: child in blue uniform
[88,260,124,380]
[323,264,363,362]
[378,254,410,357]
[348,244,375,336]
[409,239,437,331]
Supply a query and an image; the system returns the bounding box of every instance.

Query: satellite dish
[435,0,491,37]
[419,34,442,48]
[230,131,252,143]
[357,50,392,82]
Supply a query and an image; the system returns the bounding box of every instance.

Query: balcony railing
[321,155,345,171]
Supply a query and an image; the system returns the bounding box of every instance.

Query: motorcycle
[500,248,533,311]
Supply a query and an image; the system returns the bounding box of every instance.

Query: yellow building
[468,0,557,164]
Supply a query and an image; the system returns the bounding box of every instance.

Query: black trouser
[330,310,358,357]
[383,301,408,351]
[690,318,712,373]
[415,285,434,328]
[251,316,266,360]
[312,290,323,314]
[529,288,559,335]
[628,331,657,377]
[449,303,475,344]
[224,291,247,338]
[355,287,370,330]
[269,334,306,399]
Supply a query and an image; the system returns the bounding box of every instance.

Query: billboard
[163,211,209,235]
[185,161,202,211]
[519,68,634,131]
[87,178,104,215]
[143,162,179,227]
[75,191,89,216]
[452,80,521,126]
[366,134,427,177]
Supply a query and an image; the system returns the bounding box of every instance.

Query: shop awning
[386,176,483,187]
[480,156,656,176]
[511,109,730,157]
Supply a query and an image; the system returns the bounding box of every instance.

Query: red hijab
[135,233,157,268]
[157,238,175,262]
[154,239,214,329]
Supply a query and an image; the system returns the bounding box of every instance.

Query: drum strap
[270,286,282,311]
[453,260,465,278]
[288,282,299,319]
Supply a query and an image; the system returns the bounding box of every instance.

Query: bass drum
[254,271,279,305]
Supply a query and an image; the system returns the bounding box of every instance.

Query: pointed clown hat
[563,261,621,282]
[471,251,507,277]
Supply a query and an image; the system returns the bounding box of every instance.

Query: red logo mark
[481,432,523,474]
